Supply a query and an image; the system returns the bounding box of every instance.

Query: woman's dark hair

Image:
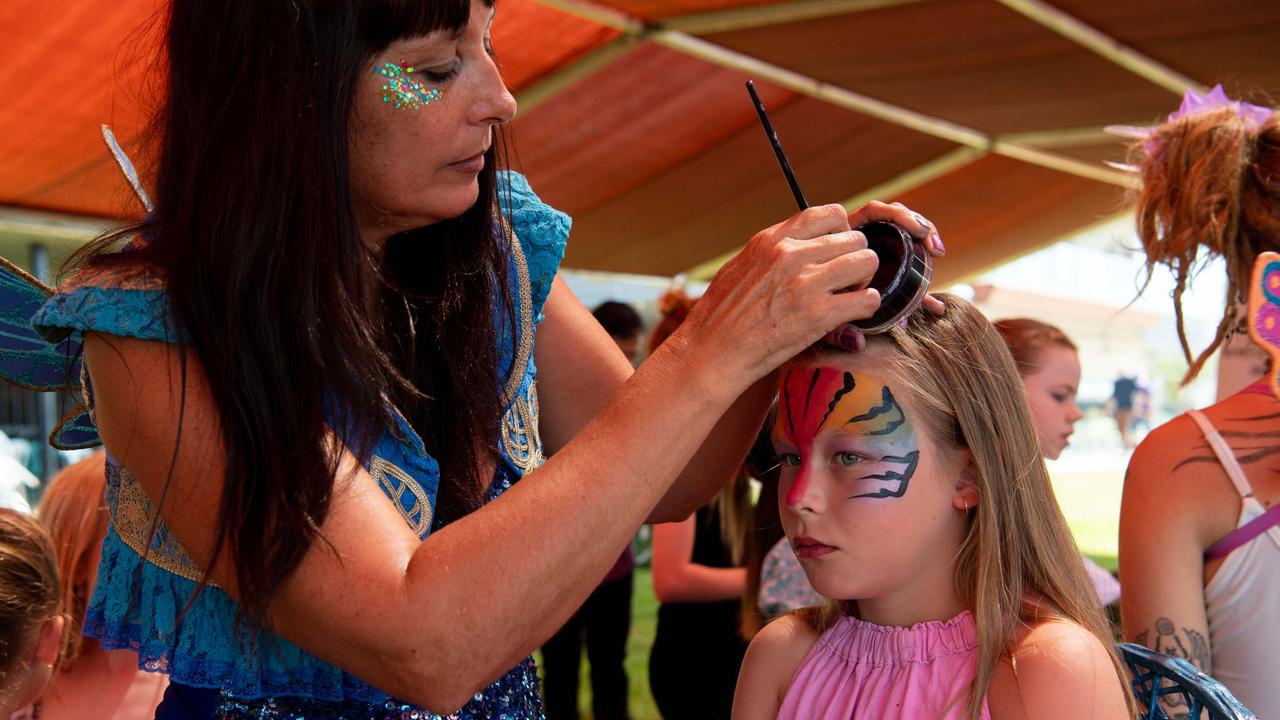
[68,0,507,626]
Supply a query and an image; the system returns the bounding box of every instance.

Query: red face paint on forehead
[775,366,916,507]
[779,366,854,450]
[778,366,855,506]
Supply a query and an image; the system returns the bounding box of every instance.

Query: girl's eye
[1052,393,1071,404]
[780,453,802,467]
[835,452,861,466]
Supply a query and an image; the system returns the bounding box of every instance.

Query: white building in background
[965,215,1235,420]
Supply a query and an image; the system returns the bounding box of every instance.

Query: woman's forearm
[363,337,751,707]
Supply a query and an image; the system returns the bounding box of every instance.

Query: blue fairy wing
[52,406,100,450]
[0,256,83,391]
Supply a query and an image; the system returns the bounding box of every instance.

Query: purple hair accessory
[1103,85,1274,172]
[1168,84,1273,127]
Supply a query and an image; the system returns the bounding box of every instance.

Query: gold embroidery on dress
[497,217,544,475]
[501,379,544,474]
[499,215,533,408]
[369,455,433,536]
[111,466,212,585]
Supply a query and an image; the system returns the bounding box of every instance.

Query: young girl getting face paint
[771,362,967,624]
[735,296,1134,720]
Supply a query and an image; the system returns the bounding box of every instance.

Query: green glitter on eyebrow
[374,62,442,110]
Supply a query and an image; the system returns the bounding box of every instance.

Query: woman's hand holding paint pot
[667,203,881,400]
[821,201,947,352]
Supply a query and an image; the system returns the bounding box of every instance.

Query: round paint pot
[848,222,933,334]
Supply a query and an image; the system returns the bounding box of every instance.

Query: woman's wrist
[650,325,749,408]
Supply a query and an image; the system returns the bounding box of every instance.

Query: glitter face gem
[374,62,442,110]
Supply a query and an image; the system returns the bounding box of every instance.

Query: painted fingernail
[932,232,946,255]
[911,211,931,228]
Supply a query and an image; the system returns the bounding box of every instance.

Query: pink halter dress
[777,610,991,719]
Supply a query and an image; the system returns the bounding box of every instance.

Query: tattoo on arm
[1138,617,1212,717]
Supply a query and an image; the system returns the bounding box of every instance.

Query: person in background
[32,454,167,719]
[1109,373,1139,450]
[537,302,642,720]
[0,508,62,719]
[593,301,644,366]
[647,290,754,720]
[993,318,1120,608]
[1120,87,1280,718]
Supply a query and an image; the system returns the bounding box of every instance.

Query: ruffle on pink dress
[778,610,991,719]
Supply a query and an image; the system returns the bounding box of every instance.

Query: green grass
[1051,468,1125,573]
[540,471,1122,718]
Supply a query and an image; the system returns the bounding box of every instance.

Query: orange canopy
[3,0,1278,282]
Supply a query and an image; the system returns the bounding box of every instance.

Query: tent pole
[662,0,929,36]
[515,36,642,113]
[530,0,1137,189]
[685,146,986,281]
[991,0,1205,96]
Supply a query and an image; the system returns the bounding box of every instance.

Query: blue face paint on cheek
[374,62,443,110]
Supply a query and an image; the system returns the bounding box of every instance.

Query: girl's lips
[794,537,837,559]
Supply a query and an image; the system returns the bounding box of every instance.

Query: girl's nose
[784,466,823,513]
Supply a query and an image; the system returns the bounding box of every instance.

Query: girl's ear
[951,449,979,511]
[34,614,64,666]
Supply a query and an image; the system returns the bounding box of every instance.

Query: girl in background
[33,454,166,719]
[648,290,753,720]
[0,509,62,719]
[993,318,1120,608]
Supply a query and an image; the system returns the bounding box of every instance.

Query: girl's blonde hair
[1129,103,1280,384]
[804,295,1133,719]
[36,453,109,669]
[0,509,60,697]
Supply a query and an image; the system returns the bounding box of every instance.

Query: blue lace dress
[31,172,569,720]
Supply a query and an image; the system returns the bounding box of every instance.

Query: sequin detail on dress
[215,658,544,720]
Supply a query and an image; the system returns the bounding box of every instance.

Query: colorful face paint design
[374,62,443,110]
[775,367,920,504]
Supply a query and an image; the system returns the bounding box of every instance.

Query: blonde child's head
[772,295,1126,718]
[36,453,109,669]
[0,509,63,714]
